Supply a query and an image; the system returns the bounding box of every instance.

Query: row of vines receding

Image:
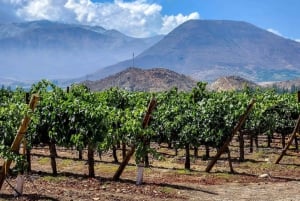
[0,80,300,179]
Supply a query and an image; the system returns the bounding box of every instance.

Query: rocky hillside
[208,76,259,91]
[83,67,197,92]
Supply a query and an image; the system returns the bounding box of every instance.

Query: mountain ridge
[0,20,163,80]
[86,19,300,82]
[1,19,300,87]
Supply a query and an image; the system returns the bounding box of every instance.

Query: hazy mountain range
[1,19,300,89]
[0,20,162,82]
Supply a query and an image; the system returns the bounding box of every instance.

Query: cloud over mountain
[0,0,199,37]
[267,28,283,37]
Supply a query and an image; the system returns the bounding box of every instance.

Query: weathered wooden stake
[205,99,255,173]
[112,145,136,181]
[239,131,244,162]
[227,147,234,173]
[0,94,39,190]
[14,140,26,196]
[49,140,57,176]
[112,98,156,181]
[275,115,300,164]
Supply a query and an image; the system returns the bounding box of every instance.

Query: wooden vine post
[275,115,300,164]
[112,98,157,181]
[0,94,39,190]
[205,99,255,173]
[276,91,300,163]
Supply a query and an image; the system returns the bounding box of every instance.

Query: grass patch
[160,186,176,194]
[154,159,178,169]
[95,163,118,174]
[215,173,234,180]
[176,169,193,175]
[42,175,67,182]
[251,150,268,160]
[59,159,73,167]
[259,161,276,169]
[37,157,50,165]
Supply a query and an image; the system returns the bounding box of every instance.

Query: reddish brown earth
[1,142,300,201]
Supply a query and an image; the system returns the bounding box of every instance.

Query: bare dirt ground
[1,140,300,201]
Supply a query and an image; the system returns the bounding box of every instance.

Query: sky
[0,0,299,41]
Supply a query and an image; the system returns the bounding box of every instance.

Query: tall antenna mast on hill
[132,52,135,68]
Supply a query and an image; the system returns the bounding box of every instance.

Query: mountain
[87,20,300,82]
[207,76,259,91]
[0,77,33,89]
[83,67,197,92]
[259,78,300,92]
[0,20,163,81]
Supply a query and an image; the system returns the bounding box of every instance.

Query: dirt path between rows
[183,181,300,201]
[0,174,300,201]
[2,145,300,201]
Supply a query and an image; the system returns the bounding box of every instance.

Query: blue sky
[1,0,299,40]
[92,0,300,40]
[153,0,300,40]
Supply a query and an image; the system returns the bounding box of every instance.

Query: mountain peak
[91,19,300,82]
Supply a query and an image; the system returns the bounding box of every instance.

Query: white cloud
[0,0,200,37]
[17,0,74,22]
[267,28,283,37]
[267,28,300,43]
[160,12,200,35]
